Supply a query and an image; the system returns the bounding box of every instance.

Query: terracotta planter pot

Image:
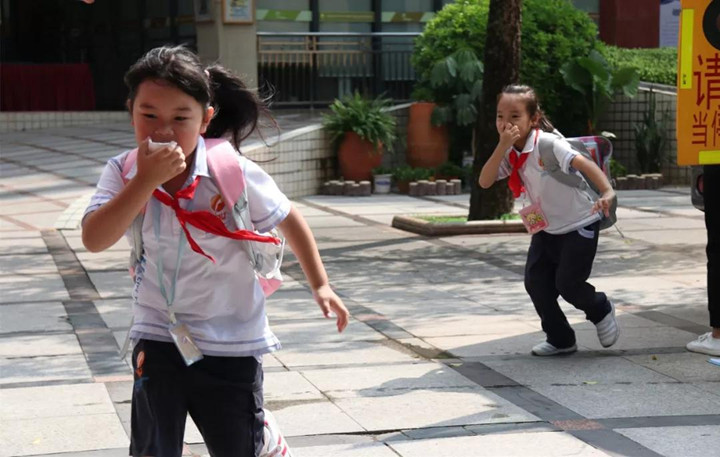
[407,102,449,168]
[396,180,411,194]
[338,132,383,182]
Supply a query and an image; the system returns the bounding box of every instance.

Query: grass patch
[416,213,520,223]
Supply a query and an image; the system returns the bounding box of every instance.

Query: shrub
[412,0,599,136]
[322,92,397,153]
[600,45,677,86]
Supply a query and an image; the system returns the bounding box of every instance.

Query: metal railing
[257,32,419,107]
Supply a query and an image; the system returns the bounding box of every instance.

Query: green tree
[413,0,598,136]
[468,0,521,220]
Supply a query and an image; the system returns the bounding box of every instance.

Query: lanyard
[152,196,190,325]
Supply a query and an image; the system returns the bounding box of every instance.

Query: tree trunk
[468,0,522,220]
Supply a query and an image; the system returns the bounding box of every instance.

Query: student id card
[169,323,204,366]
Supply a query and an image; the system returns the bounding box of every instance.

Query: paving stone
[303,215,367,228]
[0,383,115,420]
[0,414,128,456]
[300,362,477,394]
[694,381,720,397]
[87,271,134,299]
[0,333,82,357]
[390,314,539,338]
[423,331,548,357]
[293,441,398,457]
[387,431,611,456]
[76,250,129,271]
[333,388,538,431]
[0,253,58,275]
[0,274,69,303]
[264,371,325,402]
[625,352,720,383]
[271,319,383,343]
[0,302,72,334]
[268,401,364,436]
[575,326,698,351]
[483,353,679,386]
[0,355,92,384]
[616,425,720,457]
[274,341,419,368]
[532,382,720,419]
[63,231,131,252]
[93,298,133,329]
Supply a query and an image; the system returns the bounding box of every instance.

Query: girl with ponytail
[82,45,347,456]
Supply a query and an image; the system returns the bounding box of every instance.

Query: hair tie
[204,69,210,79]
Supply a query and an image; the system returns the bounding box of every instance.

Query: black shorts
[130,339,264,457]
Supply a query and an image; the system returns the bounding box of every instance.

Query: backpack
[537,132,617,230]
[120,138,285,296]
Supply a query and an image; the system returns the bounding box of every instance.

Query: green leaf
[470,79,483,102]
[560,61,590,96]
[430,59,450,88]
[611,67,640,97]
[445,55,458,78]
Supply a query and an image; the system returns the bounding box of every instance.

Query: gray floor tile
[533,382,720,419]
[616,425,720,457]
[334,388,538,431]
[0,355,92,384]
[387,431,611,456]
[0,302,72,334]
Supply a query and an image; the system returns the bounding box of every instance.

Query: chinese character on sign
[694,53,720,109]
[693,111,708,145]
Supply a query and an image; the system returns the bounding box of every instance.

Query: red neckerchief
[152,176,280,263]
[507,129,538,198]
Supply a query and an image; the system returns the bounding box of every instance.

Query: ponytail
[124,45,273,153]
[535,108,555,133]
[205,65,270,150]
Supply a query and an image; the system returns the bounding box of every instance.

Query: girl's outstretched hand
[313,284,349,333]
[592,189,616,217]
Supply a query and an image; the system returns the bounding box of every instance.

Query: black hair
[124,45,269,150]
[498,84,555,132]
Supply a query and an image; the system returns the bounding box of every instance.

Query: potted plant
[392,166,415,194]
[372,166,394,194]
[433,161,465,181]
[323,92,397,182]
[407,86,449,169]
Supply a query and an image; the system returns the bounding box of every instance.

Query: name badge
[169,323,204,366]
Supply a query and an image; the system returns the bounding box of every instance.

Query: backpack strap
[205,139,284,297]
[204,138,247,207]
[537,135,588,191]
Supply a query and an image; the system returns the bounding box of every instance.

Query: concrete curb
[391,215,526,236]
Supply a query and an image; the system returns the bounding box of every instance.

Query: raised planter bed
[391,215,526,236]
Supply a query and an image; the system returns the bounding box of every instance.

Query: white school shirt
[497,129,600,235]
[84,136,291,356]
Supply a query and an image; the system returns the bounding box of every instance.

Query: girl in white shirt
[82,46,348,457]
[479,84,619,357]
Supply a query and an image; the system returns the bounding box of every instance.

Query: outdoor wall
[599,83,689,185]
[0,112,128,133]
[247,104,410,199]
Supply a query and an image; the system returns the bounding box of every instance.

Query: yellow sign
[677,0,720,165]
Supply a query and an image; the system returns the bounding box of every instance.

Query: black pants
[524,222,611,348]
[130,339,264,457]
[705,165,720,328]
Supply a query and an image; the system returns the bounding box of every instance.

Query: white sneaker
[260,408,293,457]
[531,341,577,356]
[686,332,720,356]
[596,300,619,348]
